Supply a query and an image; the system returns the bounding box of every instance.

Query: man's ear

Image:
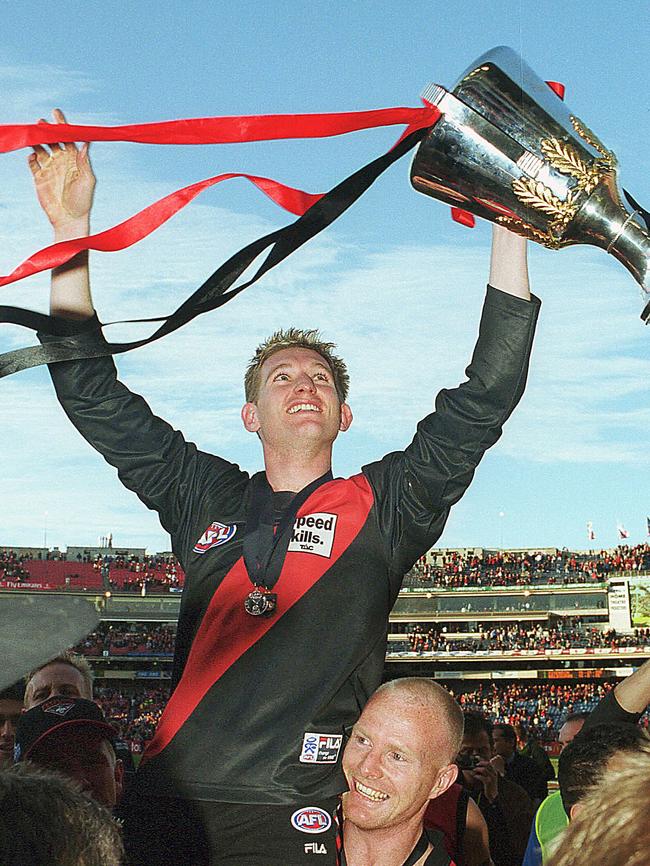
[428,763,458,801]
[241,402,261,433]
[569,802,583,822]
[339,403,353,432]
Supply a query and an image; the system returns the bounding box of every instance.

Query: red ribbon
[0,106,435,152]
[0,104,439,288]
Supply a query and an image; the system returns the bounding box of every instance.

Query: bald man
[342,678,463,866]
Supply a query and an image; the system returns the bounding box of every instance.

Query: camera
[456,752,481,771]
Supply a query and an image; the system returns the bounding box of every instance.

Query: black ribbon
[0,127,429,379]
[242,470,332,591]
[623,188,650,231]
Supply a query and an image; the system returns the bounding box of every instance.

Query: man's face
[24,662,90,709]
[241,348,352,454]
[558,718,585,751]
[0,698,22,768]
[29,727,123,808]
[458,729,493,768]
[492,727,515,759]
[342,692,453,832]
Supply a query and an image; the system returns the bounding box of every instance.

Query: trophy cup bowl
[410,46,650,322]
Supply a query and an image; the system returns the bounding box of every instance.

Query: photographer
[458,714,534,866]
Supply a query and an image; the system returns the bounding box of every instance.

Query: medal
[244,587,277,617]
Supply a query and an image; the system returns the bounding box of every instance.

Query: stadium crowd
[403,542,650,589]
[456,681,650,743]
[43,676,645,753]
[75,623,176,657]
[2,542,648,592]
[393,622,650,654]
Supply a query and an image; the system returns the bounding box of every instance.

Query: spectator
[523,651,650,866]
[0,681,24,768]
[557,713,588,750]
[547,741,650,866]
[515,725,555,784]
[459,713,534,866]
[24,652,93,708]
[0,762,123,866]
[492,723,548,804]
[557,723,647,822]
[425,783,492,866]
[342,677,462,866]
[14,696,124,809]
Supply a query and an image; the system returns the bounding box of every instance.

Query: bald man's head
[342,678,462,833]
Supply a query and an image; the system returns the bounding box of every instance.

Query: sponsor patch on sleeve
[193,521,237,554]
[299,732,343,764]
[288,513,337,558]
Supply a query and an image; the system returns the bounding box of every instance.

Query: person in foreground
[0,762,124,866]
[28,111,540,866]
[342,678,463,866]
[547,738,650,866]
[523,655,650,866]
[14,695,124,809]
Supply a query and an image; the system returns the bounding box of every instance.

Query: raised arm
[28,108,95,320]
[489,224,531,301]
[30,110,245,546]
[365,225,539,579]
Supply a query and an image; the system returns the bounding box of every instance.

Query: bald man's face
[25,663,90,709]
[342,690,455,832]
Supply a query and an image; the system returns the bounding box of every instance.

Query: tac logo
[287,512,337,558]
[299,732,343,764]
[291,807,332,834]
[193,521,237,554]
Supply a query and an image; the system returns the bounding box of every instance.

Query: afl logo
[290,807,332,834]
[193,521,237,554]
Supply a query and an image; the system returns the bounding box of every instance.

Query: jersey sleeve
[38,317,246,544]
[583,687,643,730]
[363,286,541,579]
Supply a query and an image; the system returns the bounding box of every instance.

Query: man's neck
[344,816,429,866]
[263,446,333,493]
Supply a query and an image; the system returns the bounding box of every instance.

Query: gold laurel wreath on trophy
[498,115,616,248]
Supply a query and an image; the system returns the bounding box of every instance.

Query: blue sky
[0,0,648,553]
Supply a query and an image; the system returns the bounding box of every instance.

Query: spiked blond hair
[244,328,349,403]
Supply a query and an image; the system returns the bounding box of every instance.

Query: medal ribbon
[242,470,333,592]
[0,109,440,378]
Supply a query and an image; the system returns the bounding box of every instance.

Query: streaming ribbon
[0,103,441,377]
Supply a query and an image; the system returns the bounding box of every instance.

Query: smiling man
[29,112,540,866]
[342,678,462,866]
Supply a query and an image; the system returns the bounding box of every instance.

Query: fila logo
[291,807,332,834]
[299,732,343,764]
[304,842,328,854]
[193,521,237,554]
[287,512,337,558]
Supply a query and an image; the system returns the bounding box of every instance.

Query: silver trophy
[410,46,650,322]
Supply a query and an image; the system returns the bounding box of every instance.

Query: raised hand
[28,108,95,233]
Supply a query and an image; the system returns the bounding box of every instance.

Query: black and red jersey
[42,286,540,804]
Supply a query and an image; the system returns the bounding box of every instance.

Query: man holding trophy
[30,94,539,866]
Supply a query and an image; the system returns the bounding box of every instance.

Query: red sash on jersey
[143,474,374,762]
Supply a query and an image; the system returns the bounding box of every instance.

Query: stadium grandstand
[2,540,649,759]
